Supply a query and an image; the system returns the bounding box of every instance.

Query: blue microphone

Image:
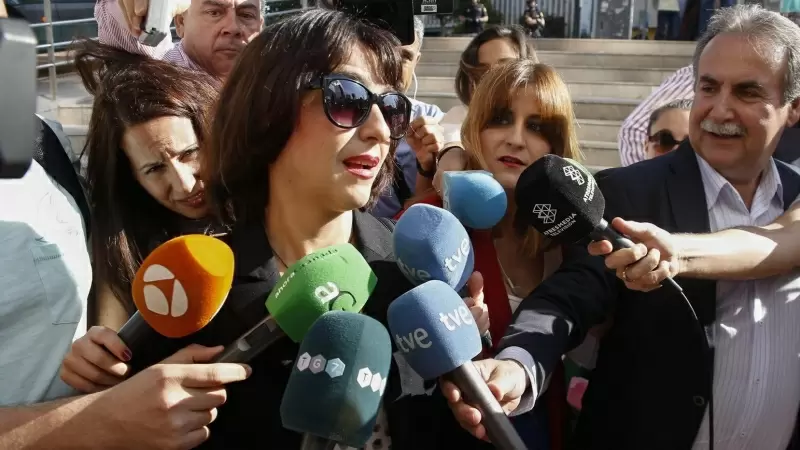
[394,204,492,348]
[386,281,526,450]
[442,170,507,230]
[393,204,474,292]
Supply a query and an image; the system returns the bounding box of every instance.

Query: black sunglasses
[648,129,682,152]
[309,74,412,140]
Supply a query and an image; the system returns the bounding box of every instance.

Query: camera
[0,17,36,179]
[324,0,454,45]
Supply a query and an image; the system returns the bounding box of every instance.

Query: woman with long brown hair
[58,41,220,393]
[400,59,586,449]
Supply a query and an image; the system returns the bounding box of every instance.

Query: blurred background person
[58,40,220,394]
[645,99,691,160]
[95,0,263,78]
[435,25,538,190]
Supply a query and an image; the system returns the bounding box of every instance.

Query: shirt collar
[694,153,783,211]
[228,209,392,281]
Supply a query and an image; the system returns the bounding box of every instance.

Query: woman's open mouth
[498,155,526,168]
[343,155,380,180]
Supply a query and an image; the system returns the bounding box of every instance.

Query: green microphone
[213,243,378,362]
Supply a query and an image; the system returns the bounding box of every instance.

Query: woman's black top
[129,210,493,450]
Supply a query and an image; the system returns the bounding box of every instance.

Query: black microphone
[513,154,686,297]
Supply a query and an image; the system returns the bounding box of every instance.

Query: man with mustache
[95,0,263,78]
[443,5,800,449]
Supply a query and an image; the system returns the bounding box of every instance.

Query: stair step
[421,37,697,55]
[415,76,658,101]
[416,63,677,84]
[420,49,691,70]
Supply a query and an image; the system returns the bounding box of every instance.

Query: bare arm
[0,394,113,450]
[91,281,131,330]
[676,201,800,279]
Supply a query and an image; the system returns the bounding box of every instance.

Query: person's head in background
[205,9,410,226]
[399,16,426,94]
[75,40,218,312]
[455,25,537,106]
[462,60,582,254]
[174,0,264,78]
[645,99,692,159]
[690,4,800,185]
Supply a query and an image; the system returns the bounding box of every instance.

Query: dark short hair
[74,40,219,313]
[205,9,404,225]
[455,25,538,106]
[647,98,693,135]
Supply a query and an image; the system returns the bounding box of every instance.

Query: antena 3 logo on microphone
[387,280,482,380]
[131,235,234,338]
[394,204,474,291]
[265,243,377,342]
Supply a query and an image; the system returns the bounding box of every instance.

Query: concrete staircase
[37,37,695,169]
[415,37,695,168]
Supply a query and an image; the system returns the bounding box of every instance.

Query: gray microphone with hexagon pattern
[280,311,392,450]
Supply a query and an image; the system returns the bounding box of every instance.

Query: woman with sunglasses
[120,10,492,450]
[645,99,692,160]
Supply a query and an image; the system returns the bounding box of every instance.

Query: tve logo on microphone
[387,281,482,380]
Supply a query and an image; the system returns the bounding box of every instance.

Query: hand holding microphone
[587,217,681,292]
[440,358,528,442]
[62,235,235,393]
[387,280,526,450]
[60,326,132,393]
[95,344,251,450]
[514,154,685,297]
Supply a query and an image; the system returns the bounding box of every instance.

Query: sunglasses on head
[648,129,682,152]
[308,74,412,140]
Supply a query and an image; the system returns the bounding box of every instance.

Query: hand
[96,344,251,450]
[406,116,444,174]
[60,326,131,393]
[432,147,467,194]
[118,0,190,36]
[441,359,527,441]
[463,272,489,335]
[587,217,680,292]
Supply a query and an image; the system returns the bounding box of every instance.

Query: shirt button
[693,395,706,406]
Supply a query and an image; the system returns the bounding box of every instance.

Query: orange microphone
[117,234,235,350]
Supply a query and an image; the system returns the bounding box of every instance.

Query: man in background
[95,0,263,78]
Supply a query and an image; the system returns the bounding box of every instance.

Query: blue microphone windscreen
[393,204,474,291]
[280,311,392,447]
[386,280,482,380]
[442,170,508,230]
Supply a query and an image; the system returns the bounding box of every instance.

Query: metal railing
[33,0,97,101]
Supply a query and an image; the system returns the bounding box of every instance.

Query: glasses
[309,75,412,140]
[648,129,682,153]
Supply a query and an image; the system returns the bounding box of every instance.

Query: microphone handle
[212,315,286,363]
[299,434,337,450]
[449,361,527,450]
[592,218,684,295]
[117,311,153,351]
